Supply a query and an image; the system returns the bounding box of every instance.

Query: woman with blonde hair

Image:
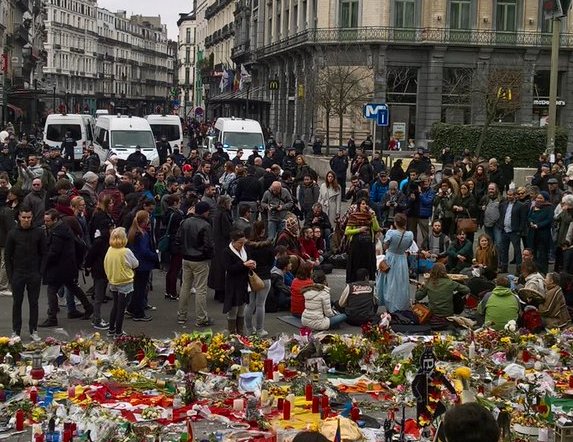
[103,227,139,337]
[126,210,159,322]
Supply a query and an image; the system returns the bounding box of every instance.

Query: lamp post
[52,85,56,113]
[244,79,252,119]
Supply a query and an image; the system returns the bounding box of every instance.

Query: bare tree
[442,64,522,159]
[314,53,373,154]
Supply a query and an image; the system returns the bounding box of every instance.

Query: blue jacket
[370,180,389,203]
[419,188,436,219]
[129,231,159,272]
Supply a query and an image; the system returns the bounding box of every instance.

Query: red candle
[15,409,24,431]
[136,349,145,362]
[305,383,313,401]
[34,434,44,442]
[29,387,37,404]
[321,406,330,419]
[569,375,573,388]
[321,394,329,409]
[351,405,360,421]
[63,430,72,442]
[522,350,531,363]
[264,359,273,380]
[277,398,284,411]
[283,399,291,420]
[68,386,75,399]
[312,396,319,413]
[0,389,6,402]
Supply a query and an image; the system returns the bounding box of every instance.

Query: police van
[145,114,183,150]
[93,115,159,165]
[213,117,265,160]
[43,113,94,165]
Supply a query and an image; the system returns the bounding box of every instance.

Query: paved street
[0,268,365,342]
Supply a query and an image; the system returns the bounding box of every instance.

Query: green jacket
[415,278,470,317]
[478,286,520,331]
[447,239,473,272]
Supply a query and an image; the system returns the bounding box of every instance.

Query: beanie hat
[82,171,98,183]
[194,201,211,215]
[540,191,550,201]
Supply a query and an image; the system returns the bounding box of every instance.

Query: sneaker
[177,317,187,324]
[145,305,157,311]
[10,332,19,339]
[93,320,109,330]
[256,329,269,338]
[132,315,152,322]
[30,331,41,342]
[107,329,116,337]
[115,331,127,337]
[164,293,178,300]
[195,318,214,328]
[58,297,67,307]
[38,319,58,328]
[0,290,12,296]
[124,311,134,318]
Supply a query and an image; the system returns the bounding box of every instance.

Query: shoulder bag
[456,209,478,233]
[411,303,432,324]
[157,213,174,253]
[379,231,405,273]
[248,270,265,292]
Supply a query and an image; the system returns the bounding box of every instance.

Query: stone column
[518,50,538,126]
[472,49,492,126]
[415,47,446,147]
[372,45,388,149]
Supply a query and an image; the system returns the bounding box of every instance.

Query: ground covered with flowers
[0,318,571,440]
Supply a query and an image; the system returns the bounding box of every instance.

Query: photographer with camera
[405,173,435,244]
[380,181,407,229]
[261,181,294,240]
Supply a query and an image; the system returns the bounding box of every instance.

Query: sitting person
[266,256,292,313]
[446,230,473,273]
[313,227,326,256]
[274,245,295,286]
[299,227,322,265]
[337,268,378,326]
[466,267,497,299]
[519,260,546,302]
[276,215,304,270]
[419,219,450,264]
[477,276,520,331]
[301,270,347,331]
[540,272,572,329]
[415,263,470,326]
[290,262,314,318]
[472,233,498,276]
[304,203,332,239]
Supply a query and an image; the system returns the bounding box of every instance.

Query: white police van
[145,114,183,150]
[43,113,94,165]
[213,117,265,160]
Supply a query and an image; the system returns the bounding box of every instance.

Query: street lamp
[244,78,252,119]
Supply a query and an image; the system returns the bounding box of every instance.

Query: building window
[186,28,191,43]
[185,48,190,64]
[340,0,358,28]
[449,0,471,29]
[395,0,416,28]
[496,0,517,32]
[185,68,190,85]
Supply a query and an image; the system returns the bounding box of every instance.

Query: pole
[52,86,56,113]
[372,120,377,159]
[246,83,250,119]
[2,72,6,129]
[546,17,561,155]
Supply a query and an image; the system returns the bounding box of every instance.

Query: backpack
[227,177,239,197]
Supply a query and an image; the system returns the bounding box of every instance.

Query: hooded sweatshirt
[478,286,520,331]
[301,284,335,331]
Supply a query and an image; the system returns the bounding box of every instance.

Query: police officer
[60,131,77,171]
[126,145,148,170]
[156,136,172,165]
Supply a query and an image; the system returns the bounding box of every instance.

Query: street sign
[393,122,406,140]
[364,103,389,120]
[269,80,279,91]
[377,110,389,126]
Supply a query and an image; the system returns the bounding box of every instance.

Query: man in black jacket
[330,148,349,198]
[60,131,77,170]
[126,145,148,170]
[5,206,45,340]
[82,145,100,174]
[156,136,172,165]
[176,201,214,327]
[497,188,528,273]
[0,189,14,296]
[235,166,263,217]
[39,209,93,327]
[292,135,305,155]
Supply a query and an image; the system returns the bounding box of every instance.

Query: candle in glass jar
[312,396,319,413]
[305,383,313,401]
[321,394,329,409]
[15,409,24,431]
[233,398,244,411]
[283,399,291,420]
[272,371,280,382]
[29,387,38,404]
[321,406,330,419]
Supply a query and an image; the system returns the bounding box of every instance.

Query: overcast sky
[97,0,192,40]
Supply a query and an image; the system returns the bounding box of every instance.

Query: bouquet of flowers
[0,336,24,362]
[205,333,233,374]
[322,335,365,372]
[114,334,151,361]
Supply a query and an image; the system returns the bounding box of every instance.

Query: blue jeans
[245,279,271,333]
[267,219,284,240]
[329,313,348,328]
[484,226,502,257]
[500,231,522,269]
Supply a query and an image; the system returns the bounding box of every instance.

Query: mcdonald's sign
[269,80,280,91]
[497,87,512,101]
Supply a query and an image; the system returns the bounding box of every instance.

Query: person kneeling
[477,276,520,331]
[337,268,378,325]
[301,270,347,331]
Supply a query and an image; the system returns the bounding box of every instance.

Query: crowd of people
[0,120,572,339]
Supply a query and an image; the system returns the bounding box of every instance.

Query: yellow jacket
[104,247,138,286]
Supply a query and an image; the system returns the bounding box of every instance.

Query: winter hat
[182,164,192,173]
[284,216,299,236]
[540,191,550,201]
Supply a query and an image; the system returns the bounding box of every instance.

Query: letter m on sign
[363,103,388,120]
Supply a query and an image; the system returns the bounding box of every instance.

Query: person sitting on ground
[337,268,378,326]
[540,272,572,329]
[304,203,332,240]
[415,263,470,326]
[290,262,314,318]
[446,230,473,273]
[267,256,292,313]
[299,227,322,265]
[477,276,520,331]
[519,260,547,302]
[301,270,347,331]
[419,219,450,265]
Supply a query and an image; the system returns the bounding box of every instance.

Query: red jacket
[299,237,319,260]
[291,278,312,316]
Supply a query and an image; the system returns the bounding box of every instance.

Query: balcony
[205,0,233,20]
[254,26,573,60]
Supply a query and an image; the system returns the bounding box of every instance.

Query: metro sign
[364,103,389,127]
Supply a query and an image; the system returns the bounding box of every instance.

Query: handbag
[157,212,174,253]
[411,303,432,324]
[456,210,478,233]
[248,270,265,292]
[379,231,406,273]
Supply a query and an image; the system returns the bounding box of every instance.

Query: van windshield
[223,132,265,151]
[46,124,82,141]
[111,131,155,149]
[150,124,181,142]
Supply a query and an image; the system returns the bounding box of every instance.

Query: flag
[333,418,341,442]
[233,69,240,92]
[219,69,230,92]
[239,64,252,91]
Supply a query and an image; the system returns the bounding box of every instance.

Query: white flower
[505,320,517,332]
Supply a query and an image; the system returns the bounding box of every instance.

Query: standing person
[60,131,77,171]
[318,171,341,228]
[451,182,478,244]
[378,213,414,311]
[0,189,15,296]
[298,175,320,222]
[84,225,110,330]
[23,178,46,227]
[176,201,214,327]
[156,136,172,166]
[292,135,305,155]
[260,181,294,240]
[480,183,502,249]
[329,148,349,199]
[223,230,256,335]
[126,210,159,322]
[208,195,233,303]
[39,209,93,327]
[498,188,527,273]
[347,136,356,160]
[345,197,381,283]
[163,194,184,300]
[5,207,45,340]
[527,191,553,274]
[104,227,139,337]
[245,221,274,337]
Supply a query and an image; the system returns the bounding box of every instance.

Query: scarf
[228,242,251,291]
[347,210,372,227]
